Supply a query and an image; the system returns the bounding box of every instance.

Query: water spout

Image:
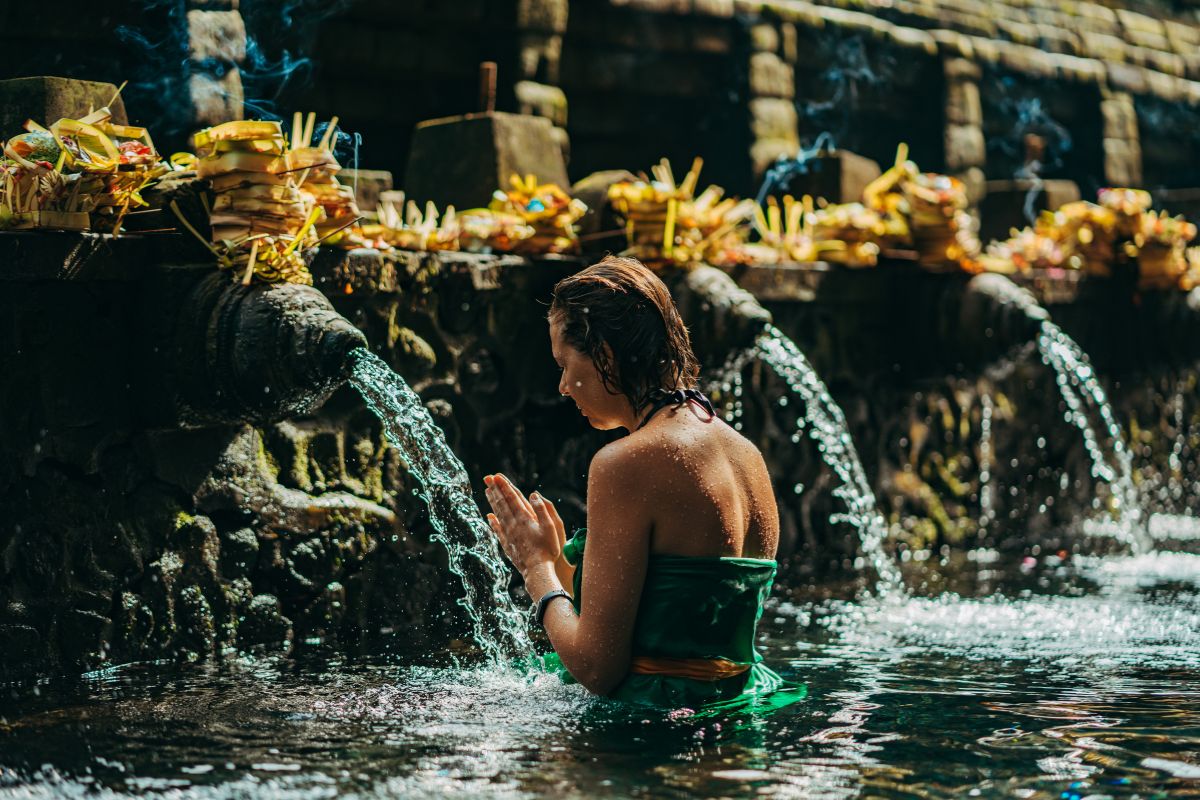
[947,273,1048,367]
[671,265,773,364]
[171,272,367,426]
[715,326,904,595]
[950,274,1146,550]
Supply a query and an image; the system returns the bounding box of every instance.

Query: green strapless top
[542,530,806,714]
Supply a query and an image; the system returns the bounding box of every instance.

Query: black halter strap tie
[637,388,716,431]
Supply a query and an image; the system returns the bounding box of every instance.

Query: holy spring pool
[2,327,1198,799]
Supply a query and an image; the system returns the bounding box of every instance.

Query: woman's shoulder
[592,414,755,477]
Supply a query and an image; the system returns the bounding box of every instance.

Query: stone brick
[1146,50,1186,78]
[187,9,246,64]
[780,23,799,64]
[750,23,780,53]
[955,166,987,207]
[1101,96,1137,141]
[750,51,794,99]
[338,169,393,217]
[515,80,569,126]
[1080,31,1126,62]
[749,97,798,141]
[404,112,569,210]
[1165,20,1200,51]
[1144,70,1184,103]
[945,77,982,126]
[1104,137,1143,187]
[189,69,243,127]
[1115,8,1164,37]
[931,29,974,59]
[517,0,569,33]
[614,0,691,13]
[0,77,128,135]
[943,57,982,83]
[519,32,564,83]
[997,18,1038,47]
[889,26,938,55]
[751,137,799,177]
[944,123,985,170]
[692,0,734,17]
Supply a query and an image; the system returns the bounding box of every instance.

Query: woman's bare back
[604,402,779,560]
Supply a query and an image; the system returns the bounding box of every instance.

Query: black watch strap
[534,589,571,627]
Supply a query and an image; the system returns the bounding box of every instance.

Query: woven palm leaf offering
[365,190,462,252]
[744,194,848,265]
[671,182,756,267]
[977,190,1196,289]
[1092,188,1197,289]
[0,106,168,233]
[1097,187,1152,239]
[607,157,700,267]
[805,201,887,267]
[1181,247,1200,291]
[180,119,320,286]
[289,113,367,248]
[608,157,752,268]
[477,173,585,254]
[861,143,980,271]
[1041,202,1117,275]
[977,226,1070,275]
[1134,210,1197,290]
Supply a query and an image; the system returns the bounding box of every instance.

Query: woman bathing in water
[484,255,803,710]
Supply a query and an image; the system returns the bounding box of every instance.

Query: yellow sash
[629,656,750,682]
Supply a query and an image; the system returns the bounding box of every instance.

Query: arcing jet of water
[350,349,531,663]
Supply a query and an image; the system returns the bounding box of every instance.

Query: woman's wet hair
[550,255,700,413]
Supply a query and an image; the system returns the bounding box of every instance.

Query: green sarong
[542,530,806,714]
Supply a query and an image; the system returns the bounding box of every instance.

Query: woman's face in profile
[550,318,630,431]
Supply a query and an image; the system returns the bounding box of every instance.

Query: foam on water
[793,554,1200,670]
[350,349,531,662]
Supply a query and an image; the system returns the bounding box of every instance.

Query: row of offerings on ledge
[2,110,1197,291]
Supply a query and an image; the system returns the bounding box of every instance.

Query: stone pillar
[514,0,570,158]
[943,57,986,207]
[186,1,247,126]
[1101,89,1143,187]
[748,19,800,177]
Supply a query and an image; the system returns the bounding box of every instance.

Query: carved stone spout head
[172,273,367,426]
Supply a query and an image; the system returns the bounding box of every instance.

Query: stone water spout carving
[671,265,773,363]
[171,272,367,425]
[946,273,1049,367]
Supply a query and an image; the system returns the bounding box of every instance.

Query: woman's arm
[486,445,649,695]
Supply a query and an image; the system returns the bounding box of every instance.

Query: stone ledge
[0,232,211,282]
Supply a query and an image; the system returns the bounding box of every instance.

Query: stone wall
[559,1,754,192]
[7,0,1200,200]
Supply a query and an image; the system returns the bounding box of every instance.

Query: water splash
[349,349,530,662]
[1036,322,1147,552]
[714,325,903,594]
